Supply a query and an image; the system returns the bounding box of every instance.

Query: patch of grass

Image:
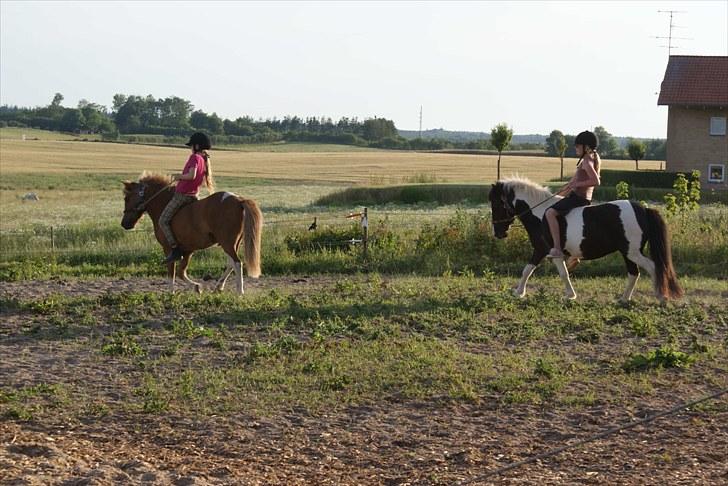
[101,332,146,357]
[623,345,695,373]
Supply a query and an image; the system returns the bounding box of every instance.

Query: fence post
[50,226,56,255]
[362,207,368,260]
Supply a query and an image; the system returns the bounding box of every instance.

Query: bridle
[491,191,561,225]
[123,181,176,216]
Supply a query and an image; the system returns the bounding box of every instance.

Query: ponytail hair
[201,150,215,193]
[588,147,601,173]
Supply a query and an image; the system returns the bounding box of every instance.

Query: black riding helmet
[574,130,598,150]
[185,132,212,150]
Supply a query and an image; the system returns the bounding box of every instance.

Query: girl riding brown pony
[121,133,262,294]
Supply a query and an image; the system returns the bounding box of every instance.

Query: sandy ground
[1,277,727,485]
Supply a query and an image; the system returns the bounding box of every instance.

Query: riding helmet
[574,130,598,150]
[185,132,212,150]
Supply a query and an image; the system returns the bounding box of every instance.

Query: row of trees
[0,93,401,144]
[0,94,667,159]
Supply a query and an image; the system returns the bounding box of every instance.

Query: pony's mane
[138,171,172,187]
[501,176,552,202]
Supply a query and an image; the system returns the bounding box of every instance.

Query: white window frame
[708,164,725,183]
[710,117,727,136]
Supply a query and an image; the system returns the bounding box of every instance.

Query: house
[657,55,728,189]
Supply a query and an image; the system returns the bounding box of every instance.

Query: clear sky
[1,1,726,138]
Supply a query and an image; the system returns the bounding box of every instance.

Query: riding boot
[163,246,184,264]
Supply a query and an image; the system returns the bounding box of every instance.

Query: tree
[60,109,85,132]
[546,130,568,180]
[51,93,64,108]
[593,126,618,158]
[545,129,564,156]
[362,117,397,141]
[490,123,513,180]
[112,94,127,113]
[627,139,646,170]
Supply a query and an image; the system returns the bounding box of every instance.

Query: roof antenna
[654,10,692,57]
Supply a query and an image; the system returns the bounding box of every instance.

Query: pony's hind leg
[221,244,244,295]
[620,254,640,302]
[179,254,202,294]
[629,251,660,300]
[215,255,235,292]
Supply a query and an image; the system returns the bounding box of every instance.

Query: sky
[1,1,726,138]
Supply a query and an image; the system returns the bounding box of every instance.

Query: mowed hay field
[0,136,662,184]
[1,132,726,484]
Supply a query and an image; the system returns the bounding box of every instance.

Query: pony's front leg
[552,257,577,300]
[167,262,177,293]
[514,263,537,298]
[179,254,202,294]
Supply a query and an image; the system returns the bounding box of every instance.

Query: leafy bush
[616,181,630,199]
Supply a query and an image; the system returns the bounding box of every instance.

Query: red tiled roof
[657,56,728,106]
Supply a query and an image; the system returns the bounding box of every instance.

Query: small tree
[556,134,567,181]
[491,123,513,181]
[627,139,646,170]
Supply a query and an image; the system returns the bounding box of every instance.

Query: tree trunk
[635,159,639,171]
[497,152,502,181]
[560,156,564,181]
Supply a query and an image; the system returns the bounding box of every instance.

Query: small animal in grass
[22,192,39,201]
[308,217,317,231]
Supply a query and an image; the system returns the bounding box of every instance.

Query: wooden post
[50,226,55,255]
[362,207,368,260]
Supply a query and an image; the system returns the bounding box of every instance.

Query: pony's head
[121,180,147,229]
[120,172,173,229]
[488,182,516,239]
[489,177,554,238]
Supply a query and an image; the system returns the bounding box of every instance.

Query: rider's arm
[571,159,600,188]
[174,166,197,181]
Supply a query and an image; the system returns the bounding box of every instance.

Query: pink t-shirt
[573,158,597,200]
[176,153,206,196]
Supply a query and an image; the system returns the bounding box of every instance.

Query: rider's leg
[160,194,189,263]
[545,208,564,258]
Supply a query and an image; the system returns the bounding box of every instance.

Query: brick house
[657,55,728,189]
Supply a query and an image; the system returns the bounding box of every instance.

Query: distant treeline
[0,93,665,158]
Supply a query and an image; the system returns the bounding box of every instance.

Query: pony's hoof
[512,288,526,298]
[564,293,577,301]
[195,285,202,294]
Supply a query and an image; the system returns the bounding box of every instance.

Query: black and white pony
[489,177,683,302]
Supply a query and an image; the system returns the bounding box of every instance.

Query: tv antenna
[418,105,423,138]
[654,10,692,56]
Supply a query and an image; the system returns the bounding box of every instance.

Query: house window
[708,164,725,183]
[710,117,727,136]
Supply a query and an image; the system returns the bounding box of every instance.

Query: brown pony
[121,172,262,294]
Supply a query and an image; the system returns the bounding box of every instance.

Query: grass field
[1,129,726,484]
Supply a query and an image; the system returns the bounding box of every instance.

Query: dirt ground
[2,278,727,485]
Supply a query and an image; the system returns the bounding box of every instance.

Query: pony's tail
[239,198,262,278]
[645,207,683,299]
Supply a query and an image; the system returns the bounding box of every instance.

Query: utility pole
[655,10,691,57]
[418,105,423,139]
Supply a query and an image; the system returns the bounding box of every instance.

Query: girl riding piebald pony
[545,130,601,259]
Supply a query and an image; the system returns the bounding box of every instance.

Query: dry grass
[0,139,662,184]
